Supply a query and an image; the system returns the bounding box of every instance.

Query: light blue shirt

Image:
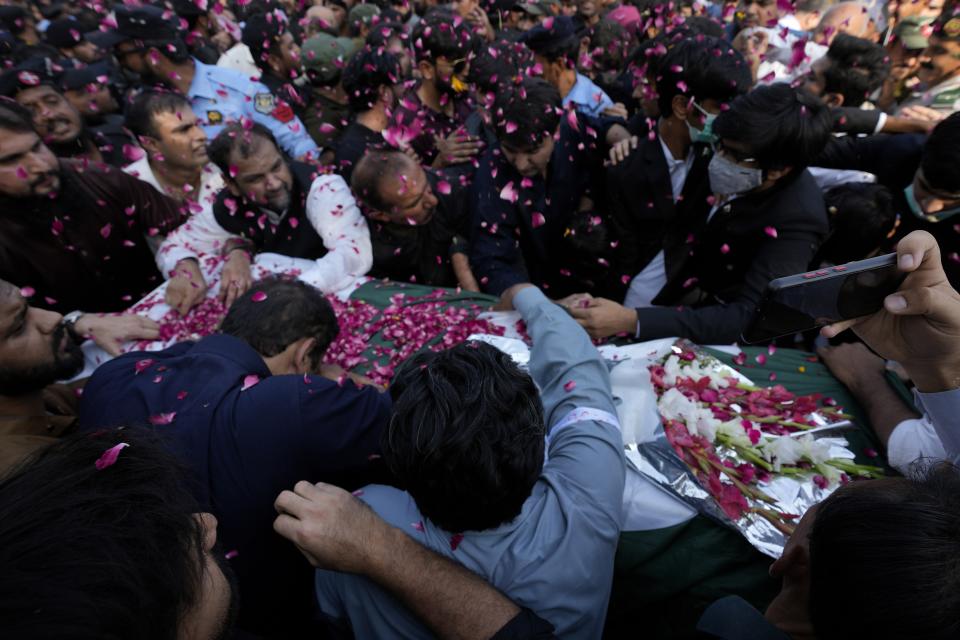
[186,60,318,159]
[314,287,627,638]
[564,73,614,117]
[918,387,960,465]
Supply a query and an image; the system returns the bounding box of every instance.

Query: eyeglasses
[715,140,757,164]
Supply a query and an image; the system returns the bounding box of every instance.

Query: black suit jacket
[813,132,960,288]
[636,168,829,344]
[605,135,713,280]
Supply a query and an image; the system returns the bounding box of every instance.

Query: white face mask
[708,152,763,196]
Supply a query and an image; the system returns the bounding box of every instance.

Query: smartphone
[742,253,905,344]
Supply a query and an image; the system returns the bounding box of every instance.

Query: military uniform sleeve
[248,80,319,159]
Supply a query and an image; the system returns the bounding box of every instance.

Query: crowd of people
[1,0,960,637]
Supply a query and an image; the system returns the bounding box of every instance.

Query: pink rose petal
[95,442,129,470]
[149,412,177,425]
[563,380,577,392]
[251,291,267,302]
[241,374,261,391]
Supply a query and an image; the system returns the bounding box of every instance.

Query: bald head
[815,2,877,44]
[351,150,438,225]
[303,5,342,37]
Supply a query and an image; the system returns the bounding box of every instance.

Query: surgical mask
[904,184,960,222]
[686,101,718,145]
[708,152,763,196]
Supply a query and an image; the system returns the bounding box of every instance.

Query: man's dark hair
[143,36,192,63]
[0,98,35,134]
[208,122,281,179]
[468,39,532,95]
[384,341,546,532]
[0,429,233,638]
[242,10,288,67]
[920,111,960,193]
[809,465,960,640]
[411,8,473,65]
[822,34,890,108]
[712,83,833,171]
[655,35,752,116]
[126,89,193,139]
[494,77,562,150]
[817,182,896,265]
[220,277,339,370]
[350,149,410,213]
[342,44,402,113]
[364,20,407,49]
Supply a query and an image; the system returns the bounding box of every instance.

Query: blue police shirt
[565,73,614,117]
[187,60,319,158]
[77,334,391,635]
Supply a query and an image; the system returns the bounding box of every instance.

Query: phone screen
[743,255,904,344]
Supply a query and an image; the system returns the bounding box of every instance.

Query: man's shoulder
[357,484,422,527]
[201,62,258,94]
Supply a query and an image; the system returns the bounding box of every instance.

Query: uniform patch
[944,17,960,39]
[253,92,276,115]
[207,110,223,124]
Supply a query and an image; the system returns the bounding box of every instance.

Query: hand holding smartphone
[742,254,906,344]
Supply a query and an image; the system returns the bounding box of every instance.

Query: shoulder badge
[254,92,276,115]
[944,17,960,39]
[932,87,960,108]
[206,110,223,125]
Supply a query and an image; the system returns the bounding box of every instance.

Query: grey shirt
[314,287,626,638]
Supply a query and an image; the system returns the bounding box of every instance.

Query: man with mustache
[0,57,137,168]
[899,9,960,115]
[158,122,371,308]
[0,101,180,355]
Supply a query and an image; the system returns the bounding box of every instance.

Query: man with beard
[0,279,86,473]
[0,57,137,167]
[159,123,371,305]
[351,149,479,289]
[388,8,483,169]
[899,10,960,115]
[103,5,318,161]
[0,101,175,353]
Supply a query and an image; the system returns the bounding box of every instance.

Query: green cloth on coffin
[605,346,890,639]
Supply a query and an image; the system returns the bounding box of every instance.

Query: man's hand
[494,282,535,311]
[451,252,481,292]
[732,29,768,80]
[556,292,594,309]
[605,123,631,147]
[897,105,946,125]
[567,297,638,340]
[822,231,960,392]
[274,481,393,574]
[319,363,385,390]
[165,259,208,316]
[74,313,161,357]
[602,102,629,120]
[433,131,483,168]
[218,249,254,309]
[466,6,494,41]
[608,135,638,166]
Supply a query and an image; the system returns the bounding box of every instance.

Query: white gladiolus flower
[759,436,803,471]
[716,420,753,448]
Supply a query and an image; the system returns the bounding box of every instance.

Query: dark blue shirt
[468,115,608,297]
[77,334,391,636]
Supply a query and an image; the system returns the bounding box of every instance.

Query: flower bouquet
[640,341,884,555]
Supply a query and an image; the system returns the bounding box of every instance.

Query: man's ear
[225,179,242,197]
[139,135,161,158]
[145,46,162,69]
[418,60,435,82]
[366,209,392,223]
[769,539,810,581]
[293,336,318,374]
[671,93,692,121]
[266,50,284,76]
[766,166,793,182]
[823,92,844,108]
